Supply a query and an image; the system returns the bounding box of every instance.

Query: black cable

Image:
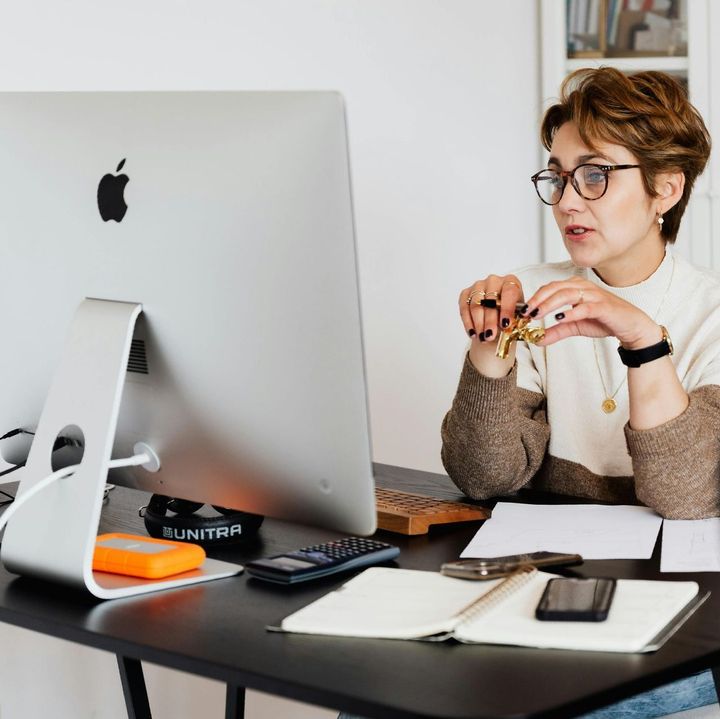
[0,430,30,507]
[0,464,24,479]
[0,428,34,441]
[0,430,33,508]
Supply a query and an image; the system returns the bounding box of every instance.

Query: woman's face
[549,121,663,285]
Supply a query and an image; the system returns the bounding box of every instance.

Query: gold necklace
[592,255,675,414]
[592,340,624,413]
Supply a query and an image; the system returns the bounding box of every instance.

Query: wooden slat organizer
[375,487,491,535]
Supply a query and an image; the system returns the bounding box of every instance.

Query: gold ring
[502,280,520,289]
[577,289,584,304]
[485,291,499,299]
[467,290,485,306]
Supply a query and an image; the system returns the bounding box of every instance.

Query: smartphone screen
[535,577,616,622]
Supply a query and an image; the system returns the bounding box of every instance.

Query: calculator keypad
[293,538,393,564]
[245,536,400,583]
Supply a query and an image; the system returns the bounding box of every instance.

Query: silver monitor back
[0,91,376,537]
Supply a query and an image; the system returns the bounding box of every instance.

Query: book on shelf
[272,566,707,653]
[567,0,683,57]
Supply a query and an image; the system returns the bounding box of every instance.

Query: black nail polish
[555,312,565,321]
[519,304,529,315]
[468,328,476,338]
[478,333,485,342]
[530,308,539,318]
[501,318,510,328]
[484,329,493,339]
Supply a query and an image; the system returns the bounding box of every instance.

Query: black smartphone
[440,551,583,580]
[535,577,616,622]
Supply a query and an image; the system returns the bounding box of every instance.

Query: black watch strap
[617,326,674,368]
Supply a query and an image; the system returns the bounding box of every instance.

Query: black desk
[1,464,719,719]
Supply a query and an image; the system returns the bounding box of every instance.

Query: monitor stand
[0,299,242,599]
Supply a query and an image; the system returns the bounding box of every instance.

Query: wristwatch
[617,325,674,368]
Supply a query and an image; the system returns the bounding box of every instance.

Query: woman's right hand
[459,274,524,377]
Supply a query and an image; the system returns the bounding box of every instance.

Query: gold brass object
[496,315,545,359]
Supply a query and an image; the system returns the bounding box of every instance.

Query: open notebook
[273,567,707,653]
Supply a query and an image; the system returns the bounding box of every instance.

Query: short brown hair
[540,67,711,243]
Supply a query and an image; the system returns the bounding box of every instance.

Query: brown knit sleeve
[625,384,720,519]
[441,354,550,500]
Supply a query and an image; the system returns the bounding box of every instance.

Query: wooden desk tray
[375,487,491,535]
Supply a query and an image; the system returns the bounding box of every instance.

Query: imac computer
[0,91,377,598]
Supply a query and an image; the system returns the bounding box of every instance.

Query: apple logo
[97,159,129,222]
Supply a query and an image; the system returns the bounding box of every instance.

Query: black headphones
[142,494,264,547]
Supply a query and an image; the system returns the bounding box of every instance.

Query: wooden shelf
[566,56,688,73]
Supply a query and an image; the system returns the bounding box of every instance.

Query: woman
[441,67,718,717]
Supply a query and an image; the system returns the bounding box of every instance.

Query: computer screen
[0,91,377,597]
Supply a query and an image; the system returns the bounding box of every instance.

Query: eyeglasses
[530,163,641,206]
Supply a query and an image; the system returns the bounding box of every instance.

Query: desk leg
[117,655,152,719]
[226,684,246,719]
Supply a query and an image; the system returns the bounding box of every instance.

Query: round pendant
[602,398,617,414]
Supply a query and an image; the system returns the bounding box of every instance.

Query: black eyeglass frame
[530,163,641,206]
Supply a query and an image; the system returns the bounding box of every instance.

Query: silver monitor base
[92,558,242,598]
[1,299,242,599]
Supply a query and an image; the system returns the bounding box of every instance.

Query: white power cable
[0,451,151,536]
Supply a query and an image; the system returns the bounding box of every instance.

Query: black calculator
[244,537,400,584]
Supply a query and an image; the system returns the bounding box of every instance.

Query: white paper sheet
[461,502,663,560]
[660,518,720,572]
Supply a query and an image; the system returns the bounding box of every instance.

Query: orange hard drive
[93,532,206,579]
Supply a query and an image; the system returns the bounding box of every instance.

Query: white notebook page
[280,567,501,639]
[456,574,699,653]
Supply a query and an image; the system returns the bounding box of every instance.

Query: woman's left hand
[523,279,663,350]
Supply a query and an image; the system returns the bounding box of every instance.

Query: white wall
[0,0,542,475]
[0,1,540,716]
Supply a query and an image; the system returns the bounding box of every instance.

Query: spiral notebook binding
[455,565,537,625]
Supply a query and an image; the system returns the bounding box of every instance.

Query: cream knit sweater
[441,250,720,519]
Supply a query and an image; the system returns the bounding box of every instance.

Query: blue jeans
[338,669,717,719]
[582,670,717,719]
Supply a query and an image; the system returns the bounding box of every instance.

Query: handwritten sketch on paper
[661,518,720,572]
